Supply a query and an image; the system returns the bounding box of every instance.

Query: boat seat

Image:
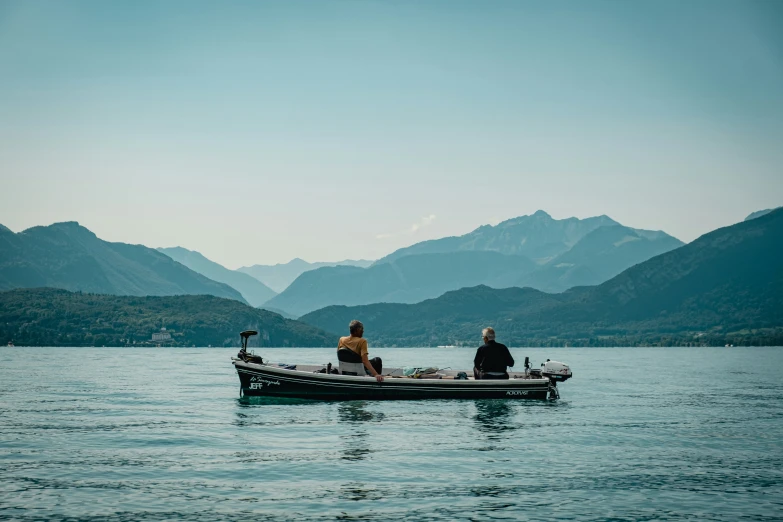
[337,348,367,376]
[338,361,365,376]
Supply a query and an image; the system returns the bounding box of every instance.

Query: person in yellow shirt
[337,320,384,382]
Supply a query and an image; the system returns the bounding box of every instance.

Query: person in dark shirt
[473,327,514,380]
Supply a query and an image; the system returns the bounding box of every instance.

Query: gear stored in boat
[233,331,572,401]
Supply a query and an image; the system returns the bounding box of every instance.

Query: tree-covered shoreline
[0,288,337,348]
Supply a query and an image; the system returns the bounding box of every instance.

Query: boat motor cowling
[238,330,264,364]
[541,360,572,382]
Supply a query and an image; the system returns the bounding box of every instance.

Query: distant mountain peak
[495,211,620,229]
[48,221,84,229]
[157,246,277,307]
[265,251,538,316]
[745,207,780,222]
[238,258,375,293]
[377,210,633,265]
[22,221,98,240]
[161,245,190,253]
[2,223,246,303]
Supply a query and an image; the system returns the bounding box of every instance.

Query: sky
[1,0,782,268]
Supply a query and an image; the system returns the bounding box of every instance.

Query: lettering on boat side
[248,376,281,389]
[506,390,528,396]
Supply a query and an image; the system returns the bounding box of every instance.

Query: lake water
[1,346,782,521]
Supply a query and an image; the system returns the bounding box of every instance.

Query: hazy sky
[1,0,782,268]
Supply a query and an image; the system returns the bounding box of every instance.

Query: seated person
[338,320,384,382]
[473,327,514,380]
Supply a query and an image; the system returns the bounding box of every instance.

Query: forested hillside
[1,288,337,347]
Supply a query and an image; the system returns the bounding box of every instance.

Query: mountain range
[376,210,628,264]
[1,207,779,346]
[238,258,373,293]
[300,208,783,346]
[157,246,277,307]
[0,222,244,302]
[263,251,539,317]
[268,212,683,316]
[0,288,335,347]
[0,213,682,317]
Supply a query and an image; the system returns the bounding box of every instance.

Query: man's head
[349,320,364,338]
[482,327,496,342]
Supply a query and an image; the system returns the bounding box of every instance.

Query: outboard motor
[237,330,264,364]
[541,359,572,383]
[540,358,572,400]
[521,356,572,399]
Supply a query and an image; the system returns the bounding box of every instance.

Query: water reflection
[233,396,317,427]
[473,400,516,438]
[338,481,383,502]
[338,401,385,424]
[236,396,313,407]
[337,402,384,462]
[336,407,384,510]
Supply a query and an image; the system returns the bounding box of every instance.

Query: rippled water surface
[1,346,782,521]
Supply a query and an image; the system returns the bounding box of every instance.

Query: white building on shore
[152,327,172,343]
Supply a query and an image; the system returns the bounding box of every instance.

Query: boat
[7,341,13,347]
[232,331,572,401]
